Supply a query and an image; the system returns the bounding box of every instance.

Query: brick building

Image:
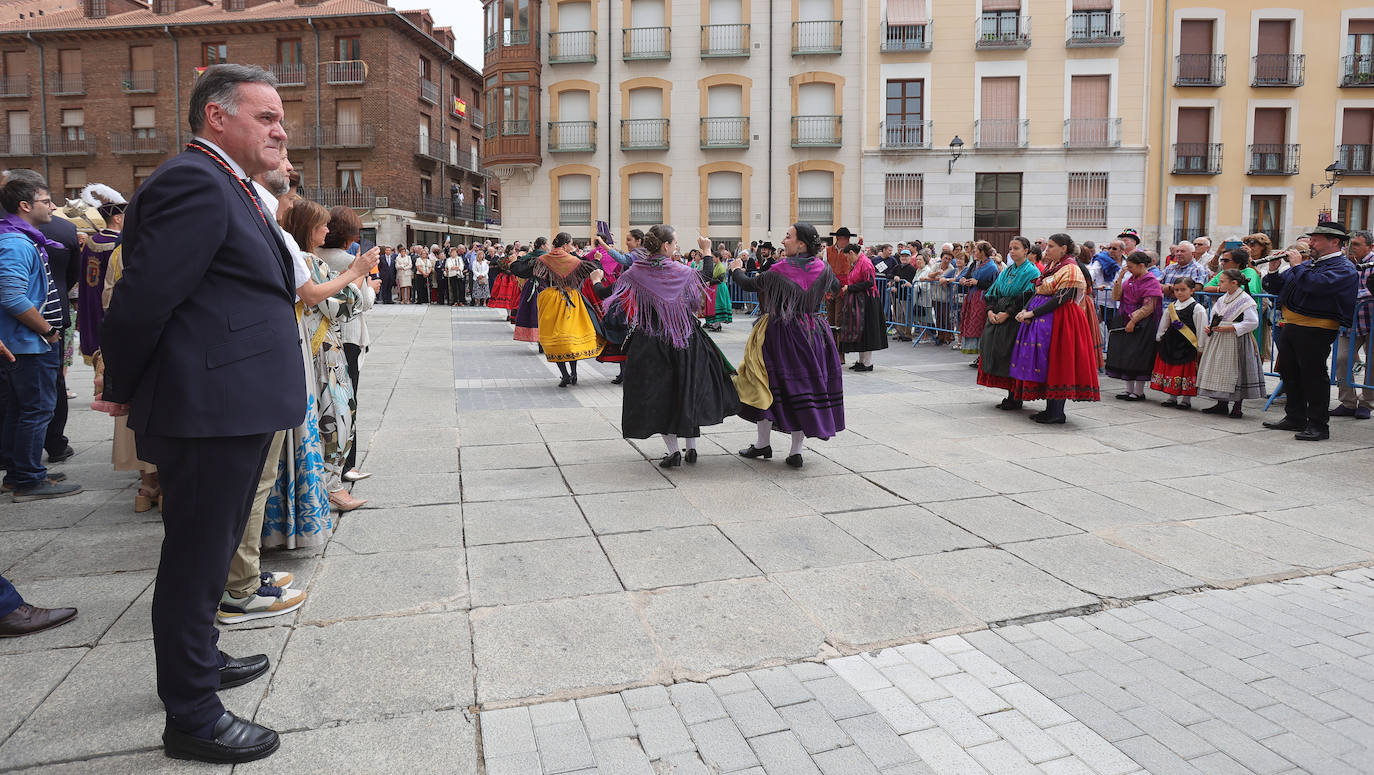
[0,0,499,247]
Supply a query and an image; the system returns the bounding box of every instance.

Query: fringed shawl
[756,255,836,324]
[533,247,596,291]
[989,258,1040,299]
[605,252,707,348]
[848,254,878,297]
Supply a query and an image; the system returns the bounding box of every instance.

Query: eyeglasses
[1220,258,1235,263]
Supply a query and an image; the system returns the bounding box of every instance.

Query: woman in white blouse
[472,253,491,306]
[395,246,414,303]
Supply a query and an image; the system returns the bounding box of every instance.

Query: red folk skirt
[1149,356,1199,396]
[489,273,520,310]
[1012,302,1101,402]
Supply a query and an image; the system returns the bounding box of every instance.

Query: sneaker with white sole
[259,571,294,590]
[217,584,306,624]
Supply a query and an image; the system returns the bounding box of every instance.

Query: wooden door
[973,173,1021,254]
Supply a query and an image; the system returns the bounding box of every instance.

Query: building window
[1066,172,1108,228]
[1250,195,1283,247]
[338,162,362,190]
[884,79,924,147]
[278,39,303,65]
[63,168,86,200]
[61,109,84,141]
[1340,196,1370,232]
[1173,195,1207,244]
[336,36,361,61]
[132,106,156,139]
[203,43,228,66]
[87,0,108,17]
[883,173,923,227]
[134,165,157,189]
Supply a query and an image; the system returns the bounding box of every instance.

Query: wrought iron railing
[301,186,377,209]
[792,20,842,55]
[120,70,156,92]
[1340,144,1373,174]
[629,198,663,224]
[880,120,931,149]
[880,22,932,51]
[0,75,29,98]
[549,30,597,63]
[548,120,596,152]
[1341,54,1374,87]
[52,73,85,95]
[109,132,168,154]
[1247,143,1299,175]
[316,124,377,148]
[701,24,750,57]
[1172,142,1223,174]
[419,77,439,105]
[485,29,531,52]
[974,119,1028,148]
[623,27,670,60]
[1066,12,1123,46]
[977,15,1030,49]
[1063,118,1121,148]
[791,115,841,147]
[621,118,669,150]
[559,199,592,225]
[268,63,305,87]
[708,198,742,225]
[1252,54,1304,86]
[323,60,367,85]
[797,197,834,224]
[1175,54,1226,86]
[0,134,41,156]
[502,119,531,136]
[46,135,96,155]
[700,117,749,148]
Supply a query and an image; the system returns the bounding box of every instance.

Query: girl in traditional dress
[591,231,645,383]
[1195,269,1264,418]
[704,247,734,332]
[730,222,845,468]
[536,233,603,387]
[488,248,521,314]
[511,238,546,343]
[1009,232,1102,424]
[1150,278,1208,409]
[1106,252,1164,401]
[597,228,739,467]
[837,243,888,372]
[977,236,1041,409]
[958,241,1001,359]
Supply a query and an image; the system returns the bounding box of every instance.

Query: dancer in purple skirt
[729,222,845,468]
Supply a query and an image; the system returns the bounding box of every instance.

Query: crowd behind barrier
[729,276,1374,397]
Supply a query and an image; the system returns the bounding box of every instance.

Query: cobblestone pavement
[2,304,1373,774]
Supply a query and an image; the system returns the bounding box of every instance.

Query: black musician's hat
[1304,221,1349,241]
[829,227,856,238]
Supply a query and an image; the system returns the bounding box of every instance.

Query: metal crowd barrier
[878,276,970,346]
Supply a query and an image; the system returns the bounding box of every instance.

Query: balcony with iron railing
[284,123,315,150]
[0,75,29,98]
[0,134,41,156]
[472,109,484,129]
[549,30,597,63]
[501,119,531,136]
[1066,12,1123,47]
[792,115,841,147]
[268,63,305,87]
[52,73,85,95]
[974,118,1028,148]
[1172,142,1223,174]
[1172,225,1206,246]
[708,197,742,226]
[1247,144,1300,175]
[797,197,834,224]
[1175,54,1226,86]
[417,195,449,216]
[302,186,377,209]
[700,117,749,149]
[624,27,670,60]
[316,124,377,148]
[1340,144,1373,174]
[1251,54,1304,87]
[548,120,596,152]
[323,60,367,85]
[559,198,592,225]
[120,70,156,93]
[629,198,663,225]
[1342,54,1374,87]
[417,135,446,161]
[880,22,932,52]
[1063,118,1122,148]
[485,28,531,52]
[621,118,669,150]
[793,20,842,55]
[419,77,439,105]
[109,132,168,155]
[701,24,750,57]
[977,16,1030,49]
[46,134,95,155]
[879,119,932,149]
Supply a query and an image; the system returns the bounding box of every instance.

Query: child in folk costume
[1195,269,1265,419]
[1150,278,1209,409]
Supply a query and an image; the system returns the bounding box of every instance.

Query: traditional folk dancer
[976,237,1041,409]
[1196,269,1265,419]
[535,233,603,386]
[1105,252,1164,401]
[836,244,888,372]
[1009,233,1102,424]
[1150,278,1208,409]
[510,239,546,344]
[596,228,739,467]
[730,223,846,468]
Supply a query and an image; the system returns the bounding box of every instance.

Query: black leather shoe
[1262,418,1305,431]
[611,374,623,385]
[1295,427,1330,442]
[218,652,269,689]
[0,604,77,637]
[1030,412,1066,425]
[684,448,698,464]
[785,454,803,468]
[659,451,682,468]
[164,711,280,764]
[47,445,75,463]
[558,376,571,388]
[996,398,1023,411]
[739,444,772,459]
[570,375,578,385]
[1200,402,1229,415]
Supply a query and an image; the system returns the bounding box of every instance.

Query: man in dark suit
[378,245,396,303]
[100,64,304,764]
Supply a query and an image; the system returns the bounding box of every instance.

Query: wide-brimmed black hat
[759,242,775,251]
[1305,221,1349,240]
[829,227,856,238]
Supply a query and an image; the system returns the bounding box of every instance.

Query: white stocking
[755,420,772,448]
[663,434,679,454]
[685,437,697,450]
[860,351,873,366]
[790,431,805,456]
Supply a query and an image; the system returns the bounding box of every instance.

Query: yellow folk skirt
[537,288,604,363]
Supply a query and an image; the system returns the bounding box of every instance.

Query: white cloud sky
[391,0,485,71]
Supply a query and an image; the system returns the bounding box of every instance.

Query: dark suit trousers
[45,367,68,456]
[343,343,361,472]
[379,271,394,304]
[138,431,273,732]
[1277,323,1339,432]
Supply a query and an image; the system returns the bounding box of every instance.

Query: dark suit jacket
[36,217,79,329]
[101,144,306,438]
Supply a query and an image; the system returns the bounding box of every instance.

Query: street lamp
[947,136,965,175]
[1310,160,1347,198]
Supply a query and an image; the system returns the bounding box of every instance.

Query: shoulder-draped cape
[605,252,707,348]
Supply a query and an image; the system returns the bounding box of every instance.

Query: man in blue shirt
[0,172,82,500]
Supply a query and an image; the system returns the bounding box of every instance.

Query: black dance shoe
[1295,426,1329,441]
[684,449,698,464]
[739,444,772,459]
[660,451,682,468]
[1030,412,1066,425]
[1200,402,1229,415]
[218,652,269,689]
[164,711,279,764]
[1229,405,1244,419]
[570,374,578,385]
[1263,418,1304,431]
[558,376,571,388]
[996,398,1023,411]
[611,375,623,385]
[785,454,804,469]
